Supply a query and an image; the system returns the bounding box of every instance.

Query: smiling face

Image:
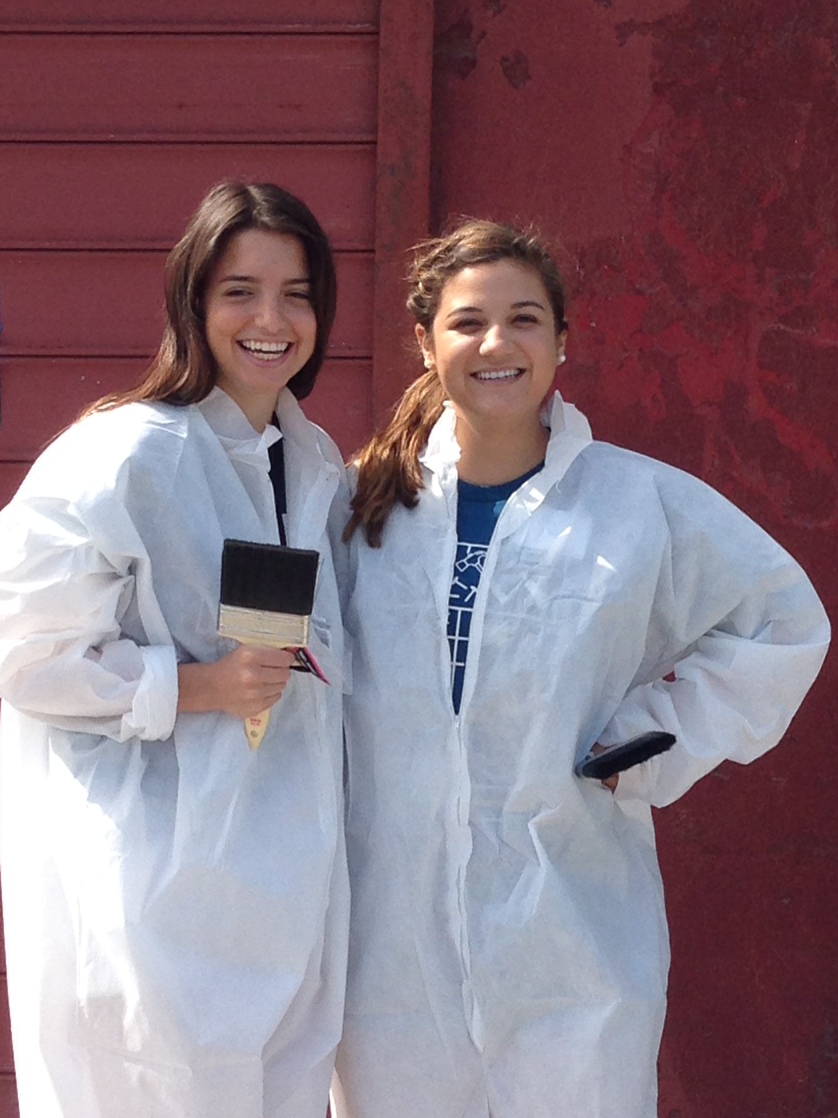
[204,228,317,430]
[416,259,565,436]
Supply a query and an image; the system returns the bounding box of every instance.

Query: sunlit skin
[205,228,317,432]
[416,260,566,486]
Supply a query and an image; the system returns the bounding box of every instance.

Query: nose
[479,324,513,356]
[254,296,288,334]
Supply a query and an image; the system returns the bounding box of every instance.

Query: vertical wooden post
[372,0,435,425]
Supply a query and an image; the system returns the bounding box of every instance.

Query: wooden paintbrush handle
[244,709,271,750]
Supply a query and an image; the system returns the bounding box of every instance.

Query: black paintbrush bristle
[220,539,318,617]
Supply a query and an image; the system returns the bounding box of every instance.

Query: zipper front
[446,490,528,1052]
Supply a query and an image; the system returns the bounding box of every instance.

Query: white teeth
[239,340,290,358]
[473,368,521,381]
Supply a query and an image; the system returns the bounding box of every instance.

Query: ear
[416,324,434,370]
[556,329,568,365]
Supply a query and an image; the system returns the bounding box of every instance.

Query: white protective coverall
[0,386,349,1118]
[334,393,830,1118]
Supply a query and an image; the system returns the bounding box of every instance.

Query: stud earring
[557,354,566,366]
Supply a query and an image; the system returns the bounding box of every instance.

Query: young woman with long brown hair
[333,219,829,1118]
[0,181,349,1118]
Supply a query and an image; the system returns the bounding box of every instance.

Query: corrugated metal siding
[0,1,433,1111]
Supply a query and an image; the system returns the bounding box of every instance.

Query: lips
[237,340,291,361]
[472,367,523,381]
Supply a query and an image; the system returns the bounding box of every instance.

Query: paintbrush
[218,538,325,749]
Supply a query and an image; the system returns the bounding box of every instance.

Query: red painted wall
[0,1,381,520]
[430,1,837,1114]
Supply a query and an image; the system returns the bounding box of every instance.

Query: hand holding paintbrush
[218,538,329,749]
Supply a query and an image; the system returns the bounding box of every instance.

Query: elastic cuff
[124,645,178,741]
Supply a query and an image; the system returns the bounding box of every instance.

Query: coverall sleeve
[0,491,178,743]
[599,478,830,808]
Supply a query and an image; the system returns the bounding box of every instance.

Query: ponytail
[344,372,445,547]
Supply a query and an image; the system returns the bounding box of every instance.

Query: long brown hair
[345,219,568,547]
[82,181,337,416]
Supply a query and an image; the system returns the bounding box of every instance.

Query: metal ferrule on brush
[218,603,310,648]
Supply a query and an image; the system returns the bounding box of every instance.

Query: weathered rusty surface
[567,4,838,538]
[432,1,837,1113]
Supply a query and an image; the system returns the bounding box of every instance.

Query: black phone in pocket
[576,731,676,781]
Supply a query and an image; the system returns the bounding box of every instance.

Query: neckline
[458,461,544,500]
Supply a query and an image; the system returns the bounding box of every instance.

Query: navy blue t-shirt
[447,464,543,713]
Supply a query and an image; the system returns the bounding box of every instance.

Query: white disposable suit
[334,393,830,1118]
[0,387,349,1118]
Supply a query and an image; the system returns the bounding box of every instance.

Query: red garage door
[0,1,433,1111]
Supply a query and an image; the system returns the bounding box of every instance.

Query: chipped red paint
[432,0,837,1114]
[565,2,838,538]
[434,9,487,80]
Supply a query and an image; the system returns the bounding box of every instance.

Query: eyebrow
[445,299,546,316]
[216,273,311,285]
